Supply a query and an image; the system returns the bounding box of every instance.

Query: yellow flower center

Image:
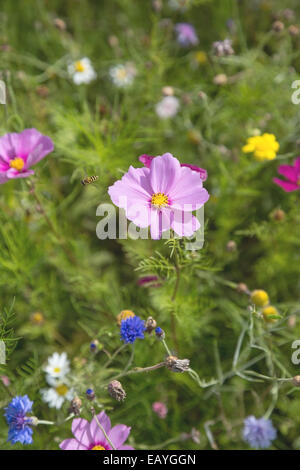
[9,157,24,171]
[55,384,68,396]
[297,178,300,186]
[74,61,85,72]
[151,192,169,208]
[116,68,127,80]
[53,367,61,373]
[195,51,207,64]
[91,445,106,450]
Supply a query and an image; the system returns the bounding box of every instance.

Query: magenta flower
[137,275,161,287]
[273,156,300,192]
[108,153,209,239]
[60,411,134,450]
[152,402,168,419]
[0,128,54,184]
[139,154,207,181]
[175,23,199,47]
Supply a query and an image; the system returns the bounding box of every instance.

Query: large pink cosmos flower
[273,156,300,192]
[139,154,207,181]
[60,411,134,450]
[108,153,209,239]
[0,128,54,184]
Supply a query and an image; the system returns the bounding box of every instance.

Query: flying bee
[81,175,99,186]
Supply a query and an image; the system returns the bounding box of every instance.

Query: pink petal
[150,153,181,194]
[273,177,299,192]
[181,163,207,181]
[72,418,93,447]
[150,208,172,240]
[139,154,154,168]
[25,135,54,168]
[169,167,210,210]
[127,205,151,228]
[171,211,200,237]
[0,133,16,163]
[108,166,152,209]
[59,438,88,450]
[277,164,298,183]
[89,411,111,445]
[6,168,35,179]
[108,424,131,449]
[119,445,135,450]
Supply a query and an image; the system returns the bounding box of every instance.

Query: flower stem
[28,180,76,264]
[37,420,55,425]
[91,408,117,450]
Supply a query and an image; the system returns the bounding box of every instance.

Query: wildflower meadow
[1,0,300,454]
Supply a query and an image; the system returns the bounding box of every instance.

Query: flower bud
[69,396,82,415]
[86,388,95,400]
[272,21,284,32]
[165,355,190,373]
[53,18,66,31]
[90,339,99,353]
[288,25,300,36]
[213,73,228,86]
[155,327,165,340]
[108,380,126,402]
[292,375,300,387]
[262,305,280,323]
[226,240,237,252]
[250,290,269,308]
[271,208,285,222]
[162,86,174,96]
[145,316,157,334]
[236,283,250,294]
[29,416,39,427]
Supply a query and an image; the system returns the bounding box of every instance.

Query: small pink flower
[60,411,134,450]
[175,23,199,47]
[273,156,300,192]
[0,128,54,184]
[137,275,161,287]
[139,154,207,181]
[152,402,168,419]
[108,153,209,239]
[1,375,10,387]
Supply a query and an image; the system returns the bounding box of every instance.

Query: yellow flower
[117,309,135,326]
[250,290,269,308]
[242,133,279,161]
[194,51,207,64]
[30,312,44,325]
[262,305,280,323]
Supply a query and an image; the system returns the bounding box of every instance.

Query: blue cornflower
[243,416,277,449]
[120,316,146,344]
[4,395,34,445]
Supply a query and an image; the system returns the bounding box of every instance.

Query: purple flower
[175,23,199,47]
[273,156,300,192]
[139,154,207,181]
[243,416,277,449]
[4,395,34,445]
[109,153,209,239]
[60,411,134,450]
[120,316,146,344]
[0,128,54,184]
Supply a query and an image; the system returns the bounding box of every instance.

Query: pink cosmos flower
[139,154,207,181]
[108,153,209,240]
[60,411,134,450]
[152,402,168,419]
[273,156,300,192]
[0,128,54,184]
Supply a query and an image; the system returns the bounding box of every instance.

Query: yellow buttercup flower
[250,290,269,308]
[242,133,279,161]
[262,305,280,324]
[194,51,207,64]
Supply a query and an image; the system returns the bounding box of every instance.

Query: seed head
[108,380,126,402]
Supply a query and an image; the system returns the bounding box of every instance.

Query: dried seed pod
[165,355,190,372]
[69,396,82,416]
[292,375,300,387]
[145,316,157,334]
[108,380,126,402]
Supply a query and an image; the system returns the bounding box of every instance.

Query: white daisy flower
[41,378,74,410]
[155,96,180,119]
[68,57,97,85]
[44,352,70,381]
[109,63,137,88]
